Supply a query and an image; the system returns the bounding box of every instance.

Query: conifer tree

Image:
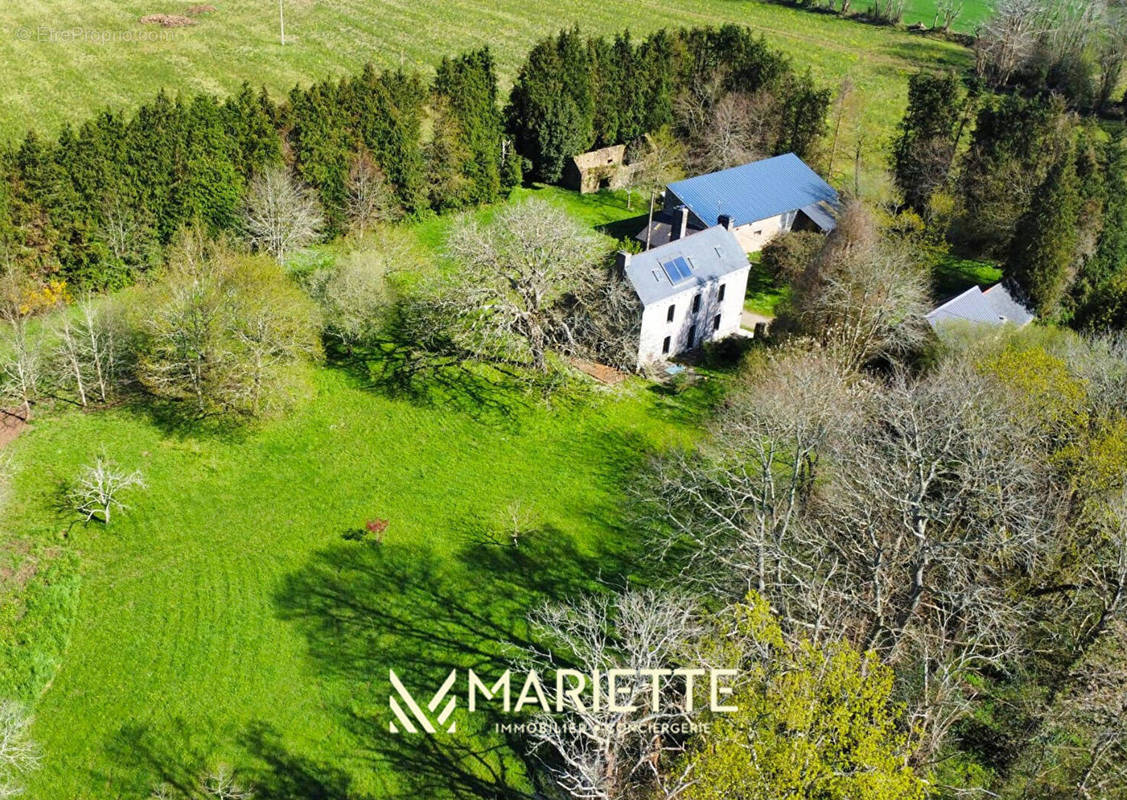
[892,71,963,213]
[1008,151,1082,316]
[431,49,507,208]
[506,28,595,182]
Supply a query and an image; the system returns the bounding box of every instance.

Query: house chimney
[615,250,631,273]
[671,206,689,241]
[718,213,733,230]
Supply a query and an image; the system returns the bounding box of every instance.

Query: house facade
[621,225,751,366]
[636,153,839,253]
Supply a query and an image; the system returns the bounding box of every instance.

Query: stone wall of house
[732,210,798,253]
[636,265,751,366]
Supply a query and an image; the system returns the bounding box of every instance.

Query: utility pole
[279,0,286,45]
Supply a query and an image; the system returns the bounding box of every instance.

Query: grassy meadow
[0,181,706,798]
[3,360,712,798]
[902,0,994,32]
[0,0,972,196]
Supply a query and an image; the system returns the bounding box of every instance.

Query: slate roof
[925,284,1035,329]
[666,153,839,229]
[624,226,750,306]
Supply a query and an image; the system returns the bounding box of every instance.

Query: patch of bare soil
[139,13,196,27]
[567,357,629,385]
[0,411,27,451]
[184,4,216,15]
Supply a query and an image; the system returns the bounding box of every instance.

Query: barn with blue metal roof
[636,153,839,253]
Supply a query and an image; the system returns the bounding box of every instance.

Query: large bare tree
[518,589,702,800]
[243,167,323,264]
[441,198,607,372]
[637,353,1063,762]
[784,199,930,370]
[975,0,1043,86]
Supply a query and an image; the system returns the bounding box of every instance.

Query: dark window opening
[661,336,671,355]
[666,304,675,322]
[691,294,701,313]
[718,284,726,302]
[688,324,697,346]
[713,313,722,331]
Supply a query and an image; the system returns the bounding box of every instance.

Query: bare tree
[935,0,965,32]
[689,91,777,176]
[345,151,402,234]
[556,261,643,372]
[68,455,146,524]
[785,200,930,370]
[827,77,856,180]
[975,0,1045,85]
[97,193,156,268]
[441,198,607,372]
[201,765,254,799]
[243,167,323,264]
[637,354,1061,763]
[519,589,702,800]
[0,701,39,800]
[636,347,869,614]
[53,295,130,407]
[0,268,45,421]
[810,364,1058,757]
[626,130,683,223]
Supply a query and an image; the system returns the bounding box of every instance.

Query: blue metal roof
[666,153,839,229]
[624,226,750,306]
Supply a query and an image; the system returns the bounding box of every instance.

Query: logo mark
[389,669,458,733]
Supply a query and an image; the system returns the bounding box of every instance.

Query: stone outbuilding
[562,145,637,194]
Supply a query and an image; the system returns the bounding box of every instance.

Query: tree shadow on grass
[100,719,222,799]
[272,524,647,799]
[325,335,536,426]
[102,718,364,800]
[239,722,361,800]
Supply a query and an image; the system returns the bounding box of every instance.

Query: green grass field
[0,0,972,196]
[0,181,711,798]
[902,0,994,32]
[3,361,710,798]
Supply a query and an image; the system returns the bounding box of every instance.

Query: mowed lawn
[0,0,972,196]
[3,364,704,798]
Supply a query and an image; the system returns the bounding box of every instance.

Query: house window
[666,304,675,323]
[662,336,671,355]
[691,294,701,313]
[718,284,726,302]
[713,313,722,331]
[688,324,697,346]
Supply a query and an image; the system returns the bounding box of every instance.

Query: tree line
[505,25,829,183]
[0,25,829,294]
